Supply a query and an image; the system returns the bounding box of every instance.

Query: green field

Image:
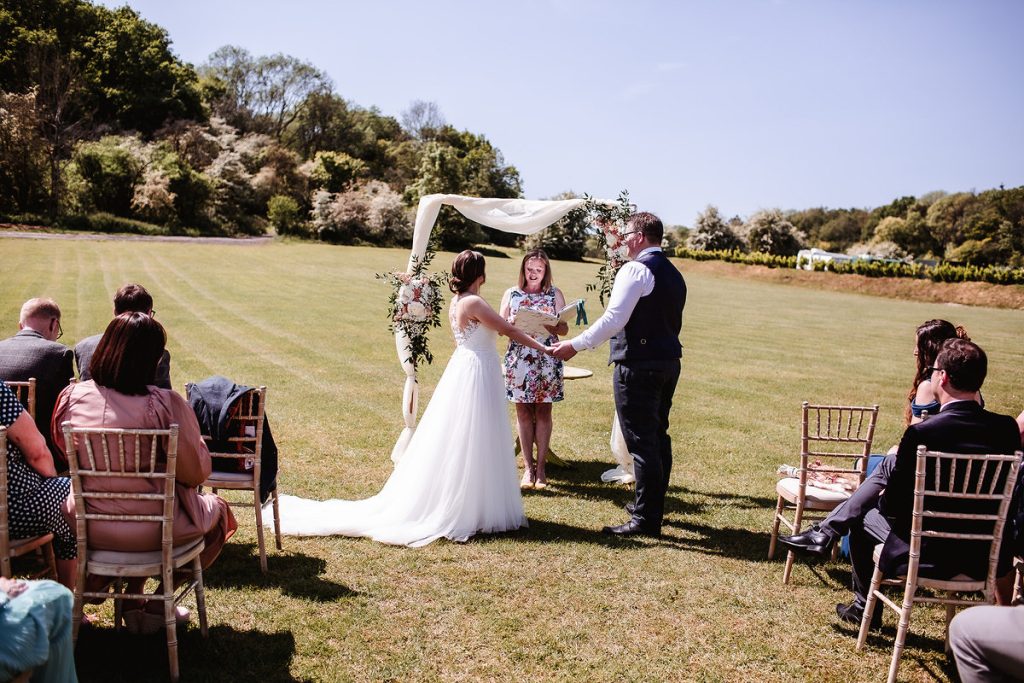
[5,236,1024,682]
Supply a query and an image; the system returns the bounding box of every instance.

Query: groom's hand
[551,341,577,361]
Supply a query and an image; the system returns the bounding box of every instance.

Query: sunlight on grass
[4,237,1023,682]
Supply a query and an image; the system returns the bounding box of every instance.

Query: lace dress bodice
[449,297,497,352]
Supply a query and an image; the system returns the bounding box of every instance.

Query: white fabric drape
[392,194,604,462]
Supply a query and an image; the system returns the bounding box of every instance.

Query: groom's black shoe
[777,525,835,559]
[602,520,660,538]
[624,502,635,515]
[836,601,882,631]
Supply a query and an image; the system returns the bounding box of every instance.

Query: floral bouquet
[583,190,634,306]
[378,250,449,369]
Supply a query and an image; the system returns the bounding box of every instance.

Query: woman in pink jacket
[52,312,236,633]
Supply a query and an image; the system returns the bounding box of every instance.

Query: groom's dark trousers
[614,359,680,530]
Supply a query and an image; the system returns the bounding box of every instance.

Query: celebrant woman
[273,250,553,546]
[500,249,567,489]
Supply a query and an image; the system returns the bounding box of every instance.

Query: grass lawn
[4,236,1024,682]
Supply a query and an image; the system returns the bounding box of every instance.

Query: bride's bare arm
[463,295,548,352]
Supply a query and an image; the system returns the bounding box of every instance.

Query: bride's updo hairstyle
[449,250,486,294]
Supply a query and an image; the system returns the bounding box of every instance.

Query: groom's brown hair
[629,212,664,243]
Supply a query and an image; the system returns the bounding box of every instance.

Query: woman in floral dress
[500,249,567,489]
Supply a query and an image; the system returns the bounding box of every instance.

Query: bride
[272,250,552,546]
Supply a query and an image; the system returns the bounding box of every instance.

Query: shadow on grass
[75,623,307,682]
[202,542,358,602]
[832,620,957,678]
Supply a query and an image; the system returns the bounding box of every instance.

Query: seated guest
[780,339,1020,628]
[777,319,974,559]
[949,604,1024,683]
[52,312,236,633]
[0,577,78,683]
[0,382,76,590]
[75,283,171,389]
[0,298,74,464]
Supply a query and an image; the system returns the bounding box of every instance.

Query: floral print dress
[503,288,564,403]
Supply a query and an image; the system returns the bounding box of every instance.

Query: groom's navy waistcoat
[609,250,686,364]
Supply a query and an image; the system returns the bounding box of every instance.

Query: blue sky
[99,0,1024,227]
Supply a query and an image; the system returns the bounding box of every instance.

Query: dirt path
[677,257,1024,310]
[0,226,272,245]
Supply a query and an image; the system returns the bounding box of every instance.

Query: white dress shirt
[569,247,660,352]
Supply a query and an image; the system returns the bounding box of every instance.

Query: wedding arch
[387,193,624,462]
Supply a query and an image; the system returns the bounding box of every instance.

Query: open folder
[513,298,583,337]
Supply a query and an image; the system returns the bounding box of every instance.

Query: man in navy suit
[0,298,74,464]
[783,338,1020,627]
[552,212,687,537]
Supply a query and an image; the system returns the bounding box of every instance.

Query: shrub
[267,194,304,236]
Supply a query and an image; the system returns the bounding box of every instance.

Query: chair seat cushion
[776,477,851,509]
[87,537,204,576]
[205,470,255,485]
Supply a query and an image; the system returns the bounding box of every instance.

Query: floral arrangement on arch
[377,250,449,370]
[583,190,635,306]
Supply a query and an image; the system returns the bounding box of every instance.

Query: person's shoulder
[75,334,101,353]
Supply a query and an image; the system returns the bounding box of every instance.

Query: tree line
[1,1,1021,268]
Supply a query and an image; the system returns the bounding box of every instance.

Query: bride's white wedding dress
[271,309,527,547]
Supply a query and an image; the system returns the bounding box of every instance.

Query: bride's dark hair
[449,250,486,294]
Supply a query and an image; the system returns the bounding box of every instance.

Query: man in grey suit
[0,298,74,464]
[75,283,171,389]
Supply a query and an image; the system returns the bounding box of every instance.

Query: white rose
[406,301,428,319]
[398,284,414,304]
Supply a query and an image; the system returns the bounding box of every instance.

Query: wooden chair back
[799,401,880,489]
[0,426,57,580]
[857,446,1022,682]
[3,379,36,421]
[63,423,180,561]
[187,384,278,572]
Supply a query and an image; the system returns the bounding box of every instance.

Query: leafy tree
[872,215,936,257]
[0,89,49,214]
[403,128,522,250]
[400,100,445,140]
[308,150,366,193]
[688,205,745,251]
[745,209,805,256]
[79,6,203,132]
[522,191,591,260]
[202,46,331,140]
[267,194,303,236]
[67,135,144,215]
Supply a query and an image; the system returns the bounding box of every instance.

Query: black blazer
[879,400,1022,578]
[0,329,74,460]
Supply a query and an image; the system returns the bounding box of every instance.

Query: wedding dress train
[271,316,527,547]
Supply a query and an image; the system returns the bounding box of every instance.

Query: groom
[552,212,686,537]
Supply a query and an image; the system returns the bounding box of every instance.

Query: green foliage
[0,90,49,213]
[376,249,449,369]
[688,205,746,251]
[267,194,303,236]
[679,246,1024,285]
[676,247,797,269]
[56,211,173,235]
[521,191,591,261]
[68,135,142,215]
[309,150,366,193]
[745,208,805,256]
[583,190,634,306]
[404,129,522,251]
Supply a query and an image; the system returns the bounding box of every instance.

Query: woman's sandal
[520,467,536,489]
